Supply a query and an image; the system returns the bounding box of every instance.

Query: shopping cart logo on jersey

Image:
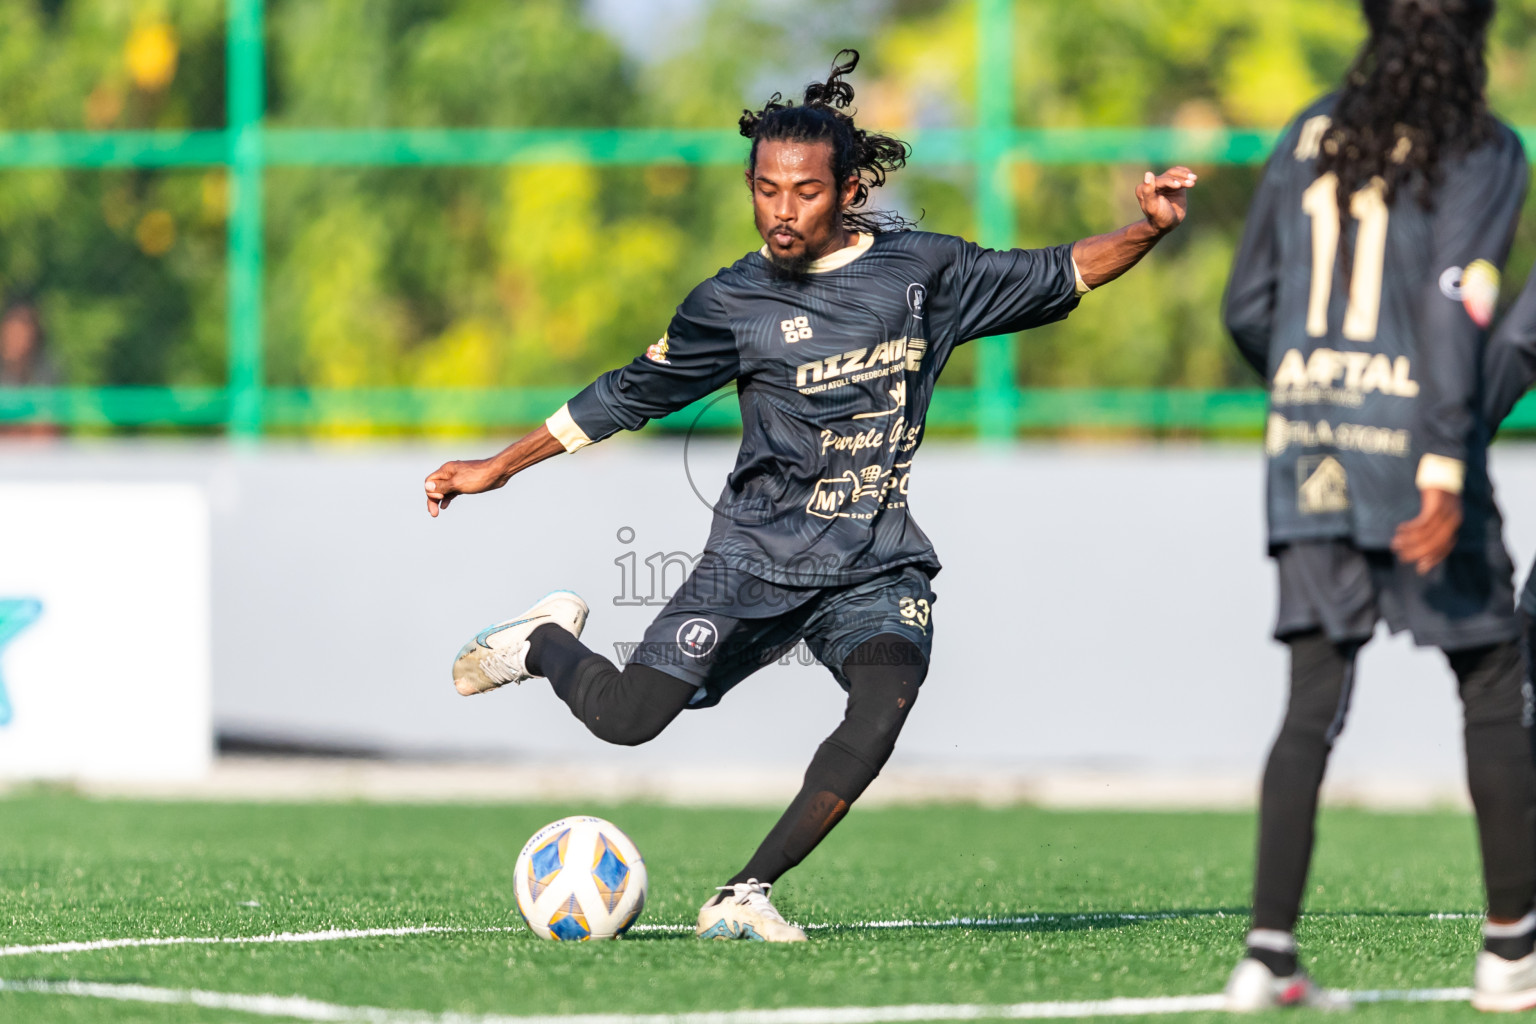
[805,462,911,520]
[0,598,42,728]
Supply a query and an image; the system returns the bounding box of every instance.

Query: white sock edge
[1484,910,1536,939]
[1245,928,1297,954]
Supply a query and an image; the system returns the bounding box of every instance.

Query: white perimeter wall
[4,437,1536,792]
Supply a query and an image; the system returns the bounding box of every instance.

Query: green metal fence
[1,0,1533,437]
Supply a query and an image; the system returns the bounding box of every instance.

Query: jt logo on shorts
[676,617,718,659]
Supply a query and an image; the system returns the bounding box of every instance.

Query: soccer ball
[513,816,647,941]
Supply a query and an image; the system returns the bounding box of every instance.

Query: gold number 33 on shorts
[899,597,931,629]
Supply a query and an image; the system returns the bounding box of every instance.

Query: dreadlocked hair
[739,49,916,234]
[1318,0,1495,226]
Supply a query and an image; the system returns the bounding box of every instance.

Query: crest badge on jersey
[1439,260,1501,328]
[906,283,927,319]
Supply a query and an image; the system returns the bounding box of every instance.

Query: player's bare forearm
[1072,167,1197,290]
[424,425,565,517]
[1072,220,1167,290]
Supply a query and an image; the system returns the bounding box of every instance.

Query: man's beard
[765,247,816,281]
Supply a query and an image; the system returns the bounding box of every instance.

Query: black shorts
[628,564,936,708]
[1274,538,1519,651]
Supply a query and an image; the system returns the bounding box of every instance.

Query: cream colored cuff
[1072,257,1091,296]
[545,404,593,453]
[1415,453,1465,495]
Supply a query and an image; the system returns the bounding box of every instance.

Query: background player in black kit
[424,51,1197,941]
[1479,251,1536,778]
[1222,0,1536,1010]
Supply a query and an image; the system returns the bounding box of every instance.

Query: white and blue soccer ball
[513,816,647,941]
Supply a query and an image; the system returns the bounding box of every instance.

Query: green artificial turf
[0,794,1503,1021]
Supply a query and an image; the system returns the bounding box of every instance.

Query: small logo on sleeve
[781,316,813,344]
[906,284,927,319]
[1439,260,1501,328]
[645,335,671,364]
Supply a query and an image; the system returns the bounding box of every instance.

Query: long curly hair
[1318,0,1495,224]
[739,50,916,235]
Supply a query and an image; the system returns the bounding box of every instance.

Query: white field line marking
[0,926,518,959]
[0,910,1482,958]
[0,978,1482,1022]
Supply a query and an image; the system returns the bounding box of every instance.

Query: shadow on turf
[819,908,1254,936]
[616,908,1255,940]
[520,906,1478,942]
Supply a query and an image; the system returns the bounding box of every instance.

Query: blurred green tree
[1,0,1535,433]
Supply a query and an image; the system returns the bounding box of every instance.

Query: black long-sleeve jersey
[1224,94,1527,550]
[546,230,1084,589]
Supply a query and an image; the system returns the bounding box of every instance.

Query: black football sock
[1251,631,1360,933]
[1485,912,1536,961]
[526,622,592,691]
[1451,641,1536,923]
[1245,928,1298,976]
[727,635,924,887]
[527,622,695,746]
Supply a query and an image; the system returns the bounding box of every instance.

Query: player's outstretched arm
[1070,167,1197,289]
[424,425,564,517]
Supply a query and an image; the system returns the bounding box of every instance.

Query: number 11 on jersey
[1302,173,1389,342]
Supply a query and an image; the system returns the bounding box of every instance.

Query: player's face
[748,140,858,273]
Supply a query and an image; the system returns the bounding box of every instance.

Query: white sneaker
[1224,957,1337,1011]
[1473,950,1536,1012]
[696,880,807,942]
[452,591,588,695]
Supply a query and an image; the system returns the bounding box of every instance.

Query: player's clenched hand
[1390,487,1463,575]
[425,459,506,517]
[1137,167,1197,233]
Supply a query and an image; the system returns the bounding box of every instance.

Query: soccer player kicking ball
[1223,0,1536,1011]
[426,51,1195,942]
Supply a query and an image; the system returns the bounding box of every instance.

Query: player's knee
[591,718,666,747]
[1281,632,1357,742]
[584,665,694,747]
[845,678,920,743]
[862,691,915,741]
[1455,641,1527,730]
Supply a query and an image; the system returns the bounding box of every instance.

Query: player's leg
[453,562,788,745]
[1227,629,1360,1010]
[699,568,935,942]
[1452,639,1536,1012]
[697,632,925,942]
[1251,630,1362,937]
[1228,541,1375,1010]
[525,622,696,745]
[1523,611,1536,766]
[450,590,696,744]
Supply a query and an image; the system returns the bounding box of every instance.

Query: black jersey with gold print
[1225,94,1527,550]
[545,230,1083,588]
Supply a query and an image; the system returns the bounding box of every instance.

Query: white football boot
[1473,950,1536,1012]
[452,590,589,695]
[1224,958,1339,1012]
[696,880,807,942]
